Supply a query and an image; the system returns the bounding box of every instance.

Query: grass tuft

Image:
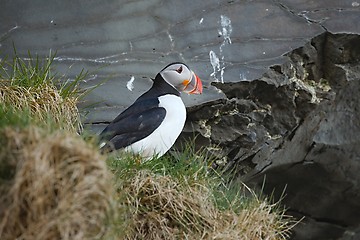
[105,147,294,240]
[0,49,86,132]
[1,48,55,88]
[0,82,80,131]
[0,126,114,240]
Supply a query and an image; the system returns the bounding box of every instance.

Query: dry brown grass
[114,169,293,240]
[0,81,80,132]
[122,170,214,239]
[209,196,292,240]
[0,126,114,240]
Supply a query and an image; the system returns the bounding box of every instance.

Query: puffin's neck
[152,73,180,96]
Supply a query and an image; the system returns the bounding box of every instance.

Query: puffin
[99,62,203,159]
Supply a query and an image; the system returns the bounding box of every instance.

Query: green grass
[0,49,55,88]
[0,104,32,129]
[0,48,97,132]
[108,143,214,183]
[0,46,97,100]
[107,143,252,213]
[107,142,234,213]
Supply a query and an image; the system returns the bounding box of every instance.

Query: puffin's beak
[184,71,203,94]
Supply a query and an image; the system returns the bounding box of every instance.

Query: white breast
[125,94,186,159]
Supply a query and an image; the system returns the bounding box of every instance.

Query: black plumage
[99,73,178,152]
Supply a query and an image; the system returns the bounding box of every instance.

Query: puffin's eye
[176,66,183,74]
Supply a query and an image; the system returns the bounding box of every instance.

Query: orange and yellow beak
[183,71,203,94]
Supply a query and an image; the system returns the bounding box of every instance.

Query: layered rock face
[178,32,360,240]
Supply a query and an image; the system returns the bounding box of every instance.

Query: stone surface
[2,0,359,128]
[1,1,360,239]
[180,33,360,240]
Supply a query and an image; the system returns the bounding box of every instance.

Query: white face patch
[160,63,192,90]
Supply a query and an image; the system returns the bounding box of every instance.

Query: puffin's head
[159,62,203,94]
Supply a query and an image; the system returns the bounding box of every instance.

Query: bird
[99,62,203,159]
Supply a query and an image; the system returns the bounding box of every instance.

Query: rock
[341,226,360,240]
[2,0,359,128]
[177,32,360,239]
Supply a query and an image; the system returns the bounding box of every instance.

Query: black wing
[99,98,166,151]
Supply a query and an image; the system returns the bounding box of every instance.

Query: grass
[105,145,294,240]
[0,49,295,240]
[0,125,114,240]
[0,47,85,99]
[1,49,55,89]
[0,48,97,132]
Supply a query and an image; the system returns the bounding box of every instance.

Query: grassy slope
[106,148,293,240]
[0,52,294,240]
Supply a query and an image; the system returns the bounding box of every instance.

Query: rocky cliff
[178,32,360,240]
